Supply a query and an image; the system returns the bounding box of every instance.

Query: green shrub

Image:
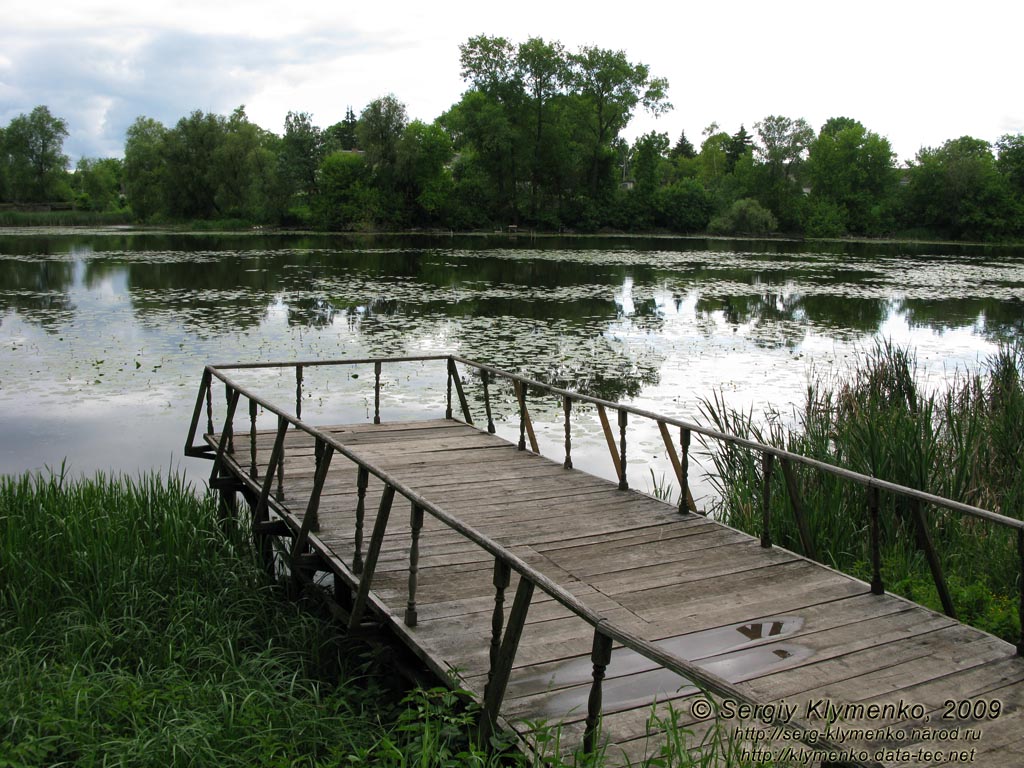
[707,198,777,236]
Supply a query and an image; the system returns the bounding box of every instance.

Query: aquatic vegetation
[700,341,1024,641]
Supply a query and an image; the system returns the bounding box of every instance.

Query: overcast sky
[1,0,1020,165]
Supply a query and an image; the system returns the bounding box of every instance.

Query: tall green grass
[700,341,1024,641]
[0,210,134,227]
[0,469,786,767]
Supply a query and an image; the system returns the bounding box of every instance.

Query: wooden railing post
[445,361,453,420]
[305,440,332,534]
[761,453,774,548]
[482,369,496,434]
[869,485,884,595]
[210,388,241,483]
[515,381,526,451]
[405,502,424,627]
[485,558,511,699]
[779,458,817,561]
[353,466,368,574]
[911,498,956,618]
[563,395,573,469]
[584,627,614,754]
[255,416,289,523]
[276,435,286,501]
[295,365,303,420]
[596,404,622,483]
[290,441,334,589]
[374,361,382,424]
[617,409,628,490]
[205,374,214,435]
[254,416,288,577]
[249,398,258,478]
[478,575,534,745]
[681,427,697,514]
[224,383,235,454]
[349,484,396,631]
[448,359,474,425]
[185,368,213,456]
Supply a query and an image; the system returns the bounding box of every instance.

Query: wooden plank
[211,414,1024,766]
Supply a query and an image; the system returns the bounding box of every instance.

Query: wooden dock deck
[186,356,1024,767]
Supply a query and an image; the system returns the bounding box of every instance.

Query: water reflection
[1,231,1023,480]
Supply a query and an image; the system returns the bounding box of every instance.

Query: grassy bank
[701,341,1024,642]
[0,210,135,227]
[0,469,785,767]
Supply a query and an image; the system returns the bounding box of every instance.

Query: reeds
[700,340,1024,641]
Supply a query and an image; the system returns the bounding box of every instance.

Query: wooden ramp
[205,417,1024,767]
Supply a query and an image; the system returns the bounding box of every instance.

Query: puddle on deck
[515,616,809,718]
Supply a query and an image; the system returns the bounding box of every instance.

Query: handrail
[207,354,1024,532]
[189,354,1024,764]
[189,362,856,755]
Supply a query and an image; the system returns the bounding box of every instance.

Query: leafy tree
[357,95,408,172]
[324,107,359,152]
[123,116,167,219]
[567,45,670,197]
[753,115,814,230]
[162,110,225,218]
[517,37,567,217]
[280,111,324,204]
[357,95,410,223]
[72,157,123,211]
[456,36,526,223]
[806,117,896,235]
[902,136,1021,240]
[441,86,522,224]
[459,35,518,92]
[996,133,1024,197]
[697,124,729,185]
[2,106,70,202]
[654,178,710,232]
[395,120,453,225]
[315,151,378,229]
[629,131,669,227]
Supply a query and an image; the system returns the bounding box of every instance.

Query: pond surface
[2,229,1022,498]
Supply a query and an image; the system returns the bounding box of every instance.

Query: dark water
[2,229,1022,495]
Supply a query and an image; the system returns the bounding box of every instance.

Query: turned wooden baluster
[583,628,614,754]
[249,399,258,478]
[373,361,382,424]
[484,558,511,699]
[349,484,396,631]
[205,378,214,435]
[617,409,628,490]
[224,383,235,454]
[405,502,424,627]
[478,575,534,745]
[482,369,496,434]
[353,466,368,574]
[563,395,573,469]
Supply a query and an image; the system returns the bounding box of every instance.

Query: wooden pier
[186,356,1024,767]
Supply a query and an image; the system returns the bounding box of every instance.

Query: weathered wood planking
[212,419,1024,767]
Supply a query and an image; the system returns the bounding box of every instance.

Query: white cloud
[1,0,1021,161]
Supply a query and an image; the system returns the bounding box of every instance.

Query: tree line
[2,35,1024,241]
